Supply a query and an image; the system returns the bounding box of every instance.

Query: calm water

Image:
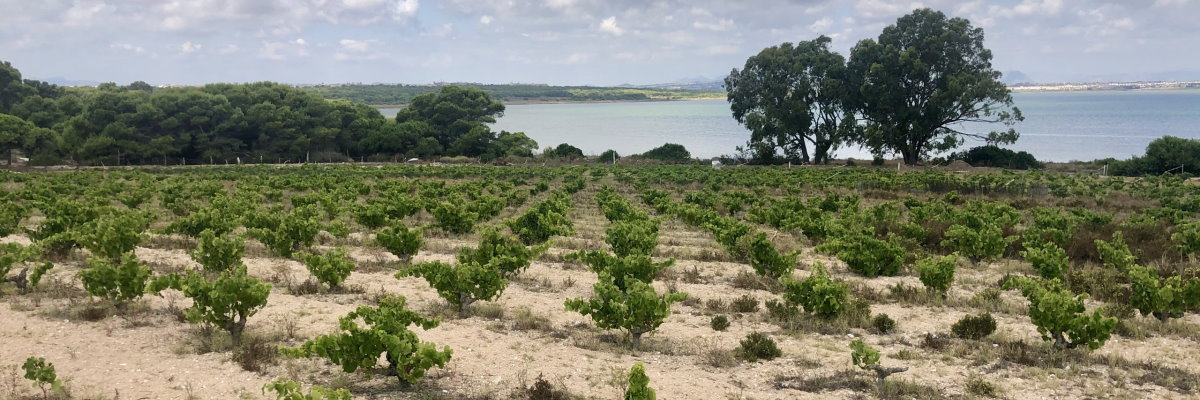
[379,90,1200,161]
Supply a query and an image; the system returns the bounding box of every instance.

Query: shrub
[710,315,730,331]
[873,313,897,334]
[740,232,797,279]
[165,204,239,237]
[375,223,423,262]
[299,248,356,289]
[77,210,150,261]
[599,149,620,163]
[1127,265,1200,322]
[850,338,908,383]
[950,145,1043,170]
[22,356,63,399]
[1,243,31,281]
[1020,241,1070,280]
[915,254,956,297]
[191,229,245,273]
[1173,222,1200,255]
[399,260,505,312]
[637,143,692,162]
[729,294,760,313]
[736,332,782,362]
[262,378,351,400]
[816,234,904,277]
[326,220,351,238]
[247,205,321,258]
[1095,231,1136,271]
[781,264,849,318]
[1003,277,1117,350]
[427,200,478,234]
[941,222,1013,262]
[966,376,999,397]
[568,251,672,292]
[152,266,271,347]
[605,219,660,257]
[951,313,997,340]
[283,296,452,387]
[624,362,656,400]
[506,194,573,245]
[0,201,28,237]
[79,253,152,306]
[544,143,584,159]
[564,273,687,348]
[457,228,547,278]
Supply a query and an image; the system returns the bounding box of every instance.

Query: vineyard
[1,164,1199,399]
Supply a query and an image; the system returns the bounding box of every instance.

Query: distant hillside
[302,84,723,106]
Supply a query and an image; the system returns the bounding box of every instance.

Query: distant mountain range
[620,76,726,91]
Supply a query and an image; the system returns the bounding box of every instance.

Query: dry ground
[2,185,1199,400]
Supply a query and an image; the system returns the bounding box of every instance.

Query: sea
[377,90,1200,162]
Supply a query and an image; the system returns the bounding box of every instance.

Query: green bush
[1003,277,1117,350]
[427,200,478,234]
[262,378,351,400]
[375,223,423,263]
[22,356,63,399]
[151,266,271,347]
[915,254,956,297]
[565,273,686,348]
[399,260,506,312]
[283,296,452,387]
[624,362,656,400]
[456,228,547,278]
[740,232,797,279]
[544,143,584,159]
[567,251,672,292]
[949,145,1043,170]
[77,210,151,261]
[951,312,997,340]
[816,234,904,277]
[849,338,880,370]
[710,315,730,331]
[506,193,573,245]
[1020,241,1069,280]
[941,222,1012,262]
[1095,231,1136,271]
[1127,265,1200,322]
[299,248,356,290]
[605,219,660,257]
[637,143,692,162]
[781,264,848,318]
[80,254,152,306]
[1173,222,1200,255]
[736,332,782,362]
[191,230,245,273]
[873,313,897,334]
[247,205,321,258]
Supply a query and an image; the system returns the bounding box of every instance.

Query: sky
[2,0,1198,86]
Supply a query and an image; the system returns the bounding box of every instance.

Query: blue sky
[2,0,1198,86]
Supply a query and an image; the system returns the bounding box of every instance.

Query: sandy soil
[2,191,1199,400]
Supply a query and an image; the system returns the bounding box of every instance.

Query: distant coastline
[373,96,724,108]
[1011,80,1200,92]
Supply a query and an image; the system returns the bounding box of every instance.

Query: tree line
[0,63,538,166]
[726,9,1022,165]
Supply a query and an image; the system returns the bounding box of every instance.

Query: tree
[565,272,686,348]
[848,9,1022,165]
[725,36,856,164]
[544,143,583,159]
[1003,277,1116,350]
[395,85,504,151]
[637,143,691,162]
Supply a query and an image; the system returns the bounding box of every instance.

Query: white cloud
[180,41,201,54]
[480,15,493,25]
[295,38,307,45]
[217,44,239,55]
[599,16,623,36]
[110,43,145,54]
[545,0,577,11]
[1154,0,1188,7]
[808,17,832,33]
[63,1,111,27]
[395,0,419,18]
[854,0,925,20]
[339,39,375,52]
[693,19,734,32]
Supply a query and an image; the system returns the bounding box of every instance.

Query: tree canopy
[0,62,537,165]
[848,8,1022,165]
[725,36,856,164]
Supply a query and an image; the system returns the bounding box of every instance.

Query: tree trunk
[631,331,643,349]
[228,316,247,347]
